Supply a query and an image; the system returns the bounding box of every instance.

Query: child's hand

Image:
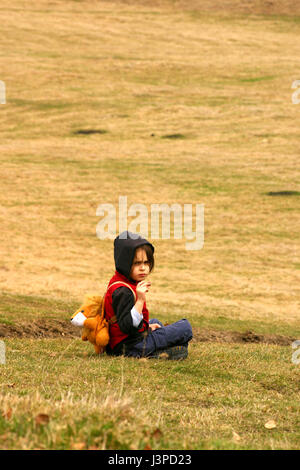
[149,323,161,331]
[136,280,151,302]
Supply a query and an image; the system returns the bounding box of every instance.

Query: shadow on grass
[265,191,300,196]
[73,129,108,135]
[161,133,186,140]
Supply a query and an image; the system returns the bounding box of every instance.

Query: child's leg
[150,319,193,350]
[126,319,193,358]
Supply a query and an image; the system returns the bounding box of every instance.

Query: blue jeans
[126,318,193,358]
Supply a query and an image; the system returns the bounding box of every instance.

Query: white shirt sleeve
[131,306,143,328]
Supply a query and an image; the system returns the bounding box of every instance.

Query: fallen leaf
[2,408,12,420]
[158,352,169,359]
[264,420,277,429]
[151,428,163,440]
[72,442,86,450]
[232,431,241,442]
[35,413,50,426]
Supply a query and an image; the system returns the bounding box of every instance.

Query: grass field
[0,0,299,450]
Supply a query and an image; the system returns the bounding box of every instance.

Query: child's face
[130,248,151,282]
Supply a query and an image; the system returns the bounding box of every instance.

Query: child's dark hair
[136,244,155,273]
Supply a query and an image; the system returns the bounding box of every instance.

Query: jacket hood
[114,231,154,281]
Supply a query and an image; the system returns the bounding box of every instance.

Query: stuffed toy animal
[71,294,109,354]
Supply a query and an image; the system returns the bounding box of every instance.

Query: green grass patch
[0,292,76,323]
[10,99,76,111]
[0,338,299,449]
[239,75,275,83]
[0,316,15,326]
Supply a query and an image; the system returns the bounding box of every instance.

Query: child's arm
[135,281,161,331]
[112,287,143,334]
[135,280,151,313]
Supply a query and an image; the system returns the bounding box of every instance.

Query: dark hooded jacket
[104,231,155,355]
[114,231,154,281]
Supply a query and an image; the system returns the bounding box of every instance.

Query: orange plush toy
[71,294,110,354]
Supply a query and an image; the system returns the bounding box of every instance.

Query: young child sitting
[104,231,193,359]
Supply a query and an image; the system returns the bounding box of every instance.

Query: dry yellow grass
[1,2,300,451]
[0,0,299,334]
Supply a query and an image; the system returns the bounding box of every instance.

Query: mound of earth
[0,319,81,339]
[0,320,295,346]
[192,327,295,346]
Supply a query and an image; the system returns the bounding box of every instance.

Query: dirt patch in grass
[192,327,296,346]
[0,320,295,346]
[0,319,81,339]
